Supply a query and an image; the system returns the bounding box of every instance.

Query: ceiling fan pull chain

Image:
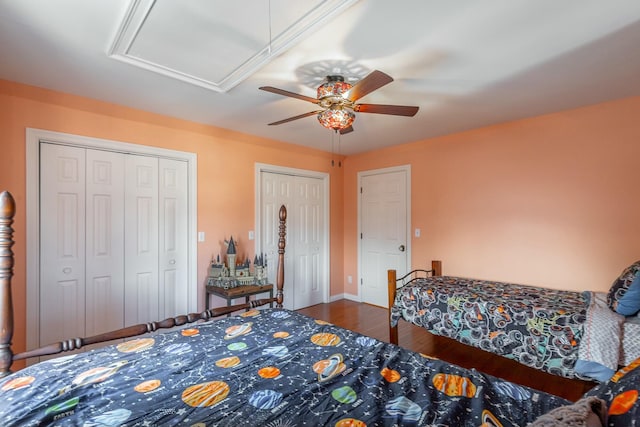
[331,130,335,167]
[338,131,342,167]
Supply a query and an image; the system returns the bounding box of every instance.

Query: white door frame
[357,165,411,301]
[254,163,330,305]
[25,128,198,353]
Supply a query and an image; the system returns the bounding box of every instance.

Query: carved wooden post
[0,191,16,377]
[276,205,287,308]
[432,260,442,276]
[388,269,398,345]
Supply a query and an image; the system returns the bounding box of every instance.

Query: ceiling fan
[259,70,419,134]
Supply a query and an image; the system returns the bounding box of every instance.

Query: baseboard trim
[329,293,360,303]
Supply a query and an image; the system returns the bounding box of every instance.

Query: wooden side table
[205,283,274,310]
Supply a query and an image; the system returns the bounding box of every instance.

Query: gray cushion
[528,396,607,427]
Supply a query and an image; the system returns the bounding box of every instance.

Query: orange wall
[0,79,344,362]
[344,96,640,295]
[3,77,640,365]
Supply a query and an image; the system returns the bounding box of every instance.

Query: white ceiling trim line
[108,0,358,93]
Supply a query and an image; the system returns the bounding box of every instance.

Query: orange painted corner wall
[344,96,640,295]
[0,79,344,364]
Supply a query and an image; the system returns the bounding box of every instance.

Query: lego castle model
[207,236,268,289]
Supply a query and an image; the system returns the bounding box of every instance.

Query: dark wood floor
[297,299,595,401]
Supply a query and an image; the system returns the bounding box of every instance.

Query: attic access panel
[109,0,358,92]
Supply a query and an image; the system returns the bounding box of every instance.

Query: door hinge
[360,233,363,239]
[360,187,363,194]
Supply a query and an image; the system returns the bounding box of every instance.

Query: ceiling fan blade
[354,103,419,117]
[267,110,321,126]
[259,86,319,104]
[344,70,394,102]
[339,125,354,135]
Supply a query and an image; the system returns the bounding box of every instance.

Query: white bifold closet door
[39,143,187,347]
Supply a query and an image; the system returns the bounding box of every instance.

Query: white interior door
[360,167,410,308]
[259,170,327,310]
[158,158,189,319]
[39,144,191,349]
[292,176,324,309]
[40,144,87,344]
[27,128,197,357]
[124,154,159,326]
[85,149,125,336]
[260,178,292,308]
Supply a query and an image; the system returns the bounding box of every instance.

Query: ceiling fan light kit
[317,106,355,131]
[316,75,355,131]
[260,70,419,134]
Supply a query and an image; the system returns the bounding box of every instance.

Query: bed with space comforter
[4,307,640,426]
[388,261,640,383]
[0,308,574,426]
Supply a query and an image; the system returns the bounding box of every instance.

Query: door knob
[169,259,176,265]
[398,245,405,252]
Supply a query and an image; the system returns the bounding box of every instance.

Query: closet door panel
[261,172,294,309]
[40,143,86,344]
[159,158,188,319]
[85,149,125,336]
[124,155,159,326]
[260,171,327,311]
[292,176,324,309]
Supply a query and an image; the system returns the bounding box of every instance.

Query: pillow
[585,356,640,427]
[607,261,640,315]
[528,396,607,427]
[616,273,640,316]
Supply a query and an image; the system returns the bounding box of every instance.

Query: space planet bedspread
[390,276,591,379]
[0,309,568,426]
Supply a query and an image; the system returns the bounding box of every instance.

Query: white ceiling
[2,0,640,155]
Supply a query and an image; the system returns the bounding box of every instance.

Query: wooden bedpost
[388,269,398,345]
[432,260,442,276]
[388,260,442,346]
[0,191,15,377]
[276,205,286,308]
